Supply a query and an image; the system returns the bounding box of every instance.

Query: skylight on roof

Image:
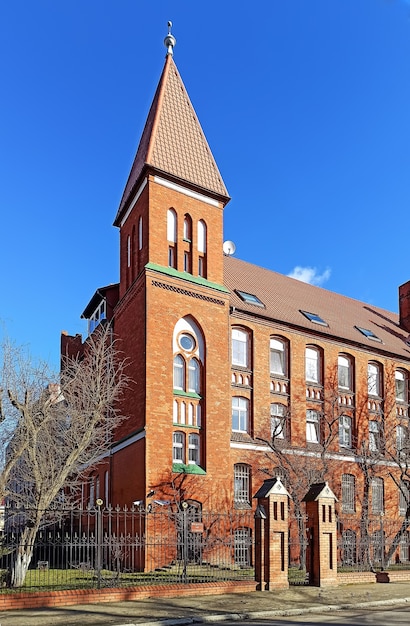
[300,310,328,326]
[236,290,264,307]
[355,326,382,342]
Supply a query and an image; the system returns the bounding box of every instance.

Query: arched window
[270,403,287,439]
[188,357,200,393]
[368,362,382,397]
[173,355,185,390]
[183,214,192,241]
[338,354,353,391]
[396,370,408,402]
[232,397,249,432]
[232,328,250,368]
[173,432,185,463]
[197,220,207,278]
[341,474,355,513]
[306,346,321,384]
[270,337,288,377]
[167,208,177,268]
[234,463,251,506]
[138,216,143,250]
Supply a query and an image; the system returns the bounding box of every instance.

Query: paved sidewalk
[1,582,410,626]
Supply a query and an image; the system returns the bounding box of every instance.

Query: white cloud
[287,266,331,286]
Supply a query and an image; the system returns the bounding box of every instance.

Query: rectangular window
[368,363,381,397]
[271,404,286,439]
[173,432,185,463]
[234,464,250,505]
[306,410,319,443]
[341,474,355,513]
[369,420,380,452]
[339,415,352,448]
[396,371,406,402]
[188,434,200,465]
[397,424,407,458]
[232,397,249,432]
[371,477,384,514]
[338,356,352,390]
[168,245,176,268]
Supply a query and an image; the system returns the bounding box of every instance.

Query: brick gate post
[253,477,290,590]
[303,482,338,587]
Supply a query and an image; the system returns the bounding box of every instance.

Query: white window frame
[188,433,200,465]
[173,355,185,390]
[270,403,286,439]
[188,358,200,393]
[399,480,410,516]
[338,355,352,390]
[396,370,407,403]
[270,338,286,376]
[232,329,248,368]
[368,362,381,397]
[232,397,249,433]
[369,420,380,452]
[339,415,352,449]
[173,431,185,463]
[306,409,320,443]
[306,347,320,383]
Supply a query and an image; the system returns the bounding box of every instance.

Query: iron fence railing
[337,515,410,572]
[0,505,255,591]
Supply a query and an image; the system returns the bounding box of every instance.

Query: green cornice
[145,263,229,293]
[172,463,207,475]
[173,389,202,400]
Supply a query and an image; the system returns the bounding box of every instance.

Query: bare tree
[0,324,128,587]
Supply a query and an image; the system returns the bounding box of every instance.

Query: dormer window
[236,290,264,307]
[300,310,328,326]
[88,300,106,335]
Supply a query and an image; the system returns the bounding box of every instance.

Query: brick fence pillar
[254,477,290,590]
[303,482,338,587]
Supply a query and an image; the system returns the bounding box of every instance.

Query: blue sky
[1,0,410,367]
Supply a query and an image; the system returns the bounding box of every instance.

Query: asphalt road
[218,606,410,625]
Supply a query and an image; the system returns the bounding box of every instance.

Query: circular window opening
[179,333,195,352]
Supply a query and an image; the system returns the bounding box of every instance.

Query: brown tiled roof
[114,55,229,224]
[224,256,410,361]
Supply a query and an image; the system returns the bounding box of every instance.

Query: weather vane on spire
[164,21,176,56]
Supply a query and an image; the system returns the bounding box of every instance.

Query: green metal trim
[146,263,229,293]
[172,463,207,475]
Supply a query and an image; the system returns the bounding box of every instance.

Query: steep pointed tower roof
[114,24,229,226]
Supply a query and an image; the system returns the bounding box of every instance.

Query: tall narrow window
[183,214,192,241]
[270,338,287,376]
[396,370,407,402]
[271,403,287,439]
[339,415,352,448]
[397,424,407,458]
[306,410,320,443]
[306,347,320,383]
[173,432,185,463]
[167,209,177,269]
[197,220,207,278]
[173,355,185,390]
[338,355,353,390]
[138,216,143,250]
[188,433,200,465]
[232,329,249,367]
[399,480,410,516]
[371,477,384,514]
[127,235,131,267]
[341,474,355,513]
[232,397,249,433]
[368,362,381,397]
[188,358,200,393]
[369,420,380,452]
[234,464,251,506]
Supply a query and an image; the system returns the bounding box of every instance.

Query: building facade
[62,29,410,543]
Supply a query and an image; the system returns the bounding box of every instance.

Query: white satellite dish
[223,240,236,256]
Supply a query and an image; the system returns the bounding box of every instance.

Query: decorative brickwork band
[151,280,226,306]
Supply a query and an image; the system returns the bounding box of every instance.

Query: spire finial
[164,21,176,56]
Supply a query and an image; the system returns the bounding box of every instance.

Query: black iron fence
[337,515,410,572]
[0,504,255,591]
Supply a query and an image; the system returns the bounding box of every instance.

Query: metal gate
[288,513,311,585]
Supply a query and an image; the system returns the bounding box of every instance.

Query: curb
[111,596,410,626]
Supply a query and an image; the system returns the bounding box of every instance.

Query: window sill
[172,463,206,475]
[234,502,252,510]
[173,389,202,399]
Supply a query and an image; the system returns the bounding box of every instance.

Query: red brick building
[62,29,410,547]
